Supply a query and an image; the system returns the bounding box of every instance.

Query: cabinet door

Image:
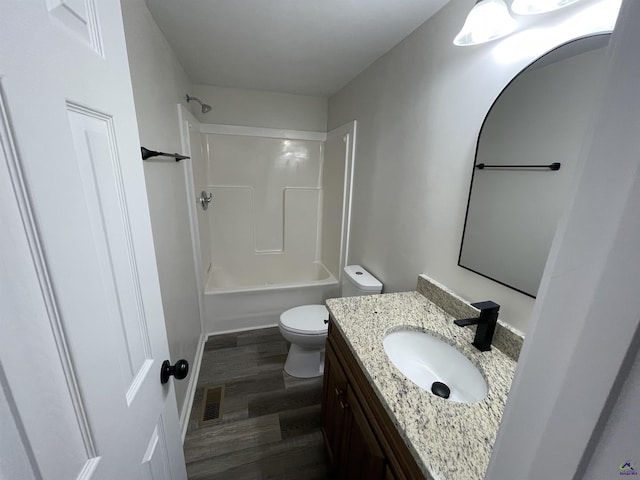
[385,464,398,480]
[338,385,386,480]
[321,341,349,465]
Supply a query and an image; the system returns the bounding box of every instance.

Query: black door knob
[160,359,189,384]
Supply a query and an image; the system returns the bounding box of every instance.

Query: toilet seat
[279,305,329,336]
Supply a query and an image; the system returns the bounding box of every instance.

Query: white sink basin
[383,330,488,403]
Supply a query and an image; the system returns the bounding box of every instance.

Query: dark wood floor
[184,327,332,479]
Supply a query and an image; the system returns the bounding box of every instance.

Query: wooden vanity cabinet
[321,337,349,466]
[321,317,424,480]
[322,341,386,479]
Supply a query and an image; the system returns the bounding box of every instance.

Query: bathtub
[204,261,339,334]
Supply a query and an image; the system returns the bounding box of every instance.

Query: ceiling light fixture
[511,0,582,15]
[454,0,518,46]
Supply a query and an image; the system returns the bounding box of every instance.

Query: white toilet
[279,265,383,378]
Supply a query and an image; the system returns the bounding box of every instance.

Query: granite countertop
[326,291,517,480]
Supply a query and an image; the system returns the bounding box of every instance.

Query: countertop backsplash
[416,274,524,362]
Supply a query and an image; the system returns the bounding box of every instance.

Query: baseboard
[180,331,206,443]
[207,322,279,337]
[207,313,281,336]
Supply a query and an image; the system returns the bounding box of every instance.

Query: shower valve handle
[199,191,213,210]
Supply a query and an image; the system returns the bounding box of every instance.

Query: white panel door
[0,1,187,479]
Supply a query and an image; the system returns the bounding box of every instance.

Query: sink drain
[431,381,451,399]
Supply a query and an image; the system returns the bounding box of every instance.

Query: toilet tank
[341,265,383,297]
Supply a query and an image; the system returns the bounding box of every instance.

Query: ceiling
[144,0,450,97]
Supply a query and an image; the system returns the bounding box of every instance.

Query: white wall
[486,0,640,477]
[328,0,619,333]
[121,0,201,416]
[190,84,327,131]
[582,344,640,480]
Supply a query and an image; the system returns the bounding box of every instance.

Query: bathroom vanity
[322,317,424,479]
[321,276,522,480]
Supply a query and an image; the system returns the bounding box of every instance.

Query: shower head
[186,94,212,114]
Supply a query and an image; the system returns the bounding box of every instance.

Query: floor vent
[200,385,224,425]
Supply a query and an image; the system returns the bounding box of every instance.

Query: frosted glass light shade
[511,0,582,15]
[454,0,518,46]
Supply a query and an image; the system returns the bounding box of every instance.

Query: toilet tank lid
[343,265,383,292]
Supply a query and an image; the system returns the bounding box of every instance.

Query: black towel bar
[475,162,561,171]
[141,147,189,162]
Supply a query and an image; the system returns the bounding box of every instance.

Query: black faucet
[454,301,500,352]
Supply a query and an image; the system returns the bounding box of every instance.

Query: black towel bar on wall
[141,147,190,162]
[475,162,561,171]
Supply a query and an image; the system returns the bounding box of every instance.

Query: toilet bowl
[279,265,383,378]
[279,305,329,378]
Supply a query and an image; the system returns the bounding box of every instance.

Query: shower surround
[201,130,346,333]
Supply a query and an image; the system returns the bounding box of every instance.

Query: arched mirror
[458,33,611,298]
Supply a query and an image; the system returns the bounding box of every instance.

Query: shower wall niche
[204,132,341,288]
